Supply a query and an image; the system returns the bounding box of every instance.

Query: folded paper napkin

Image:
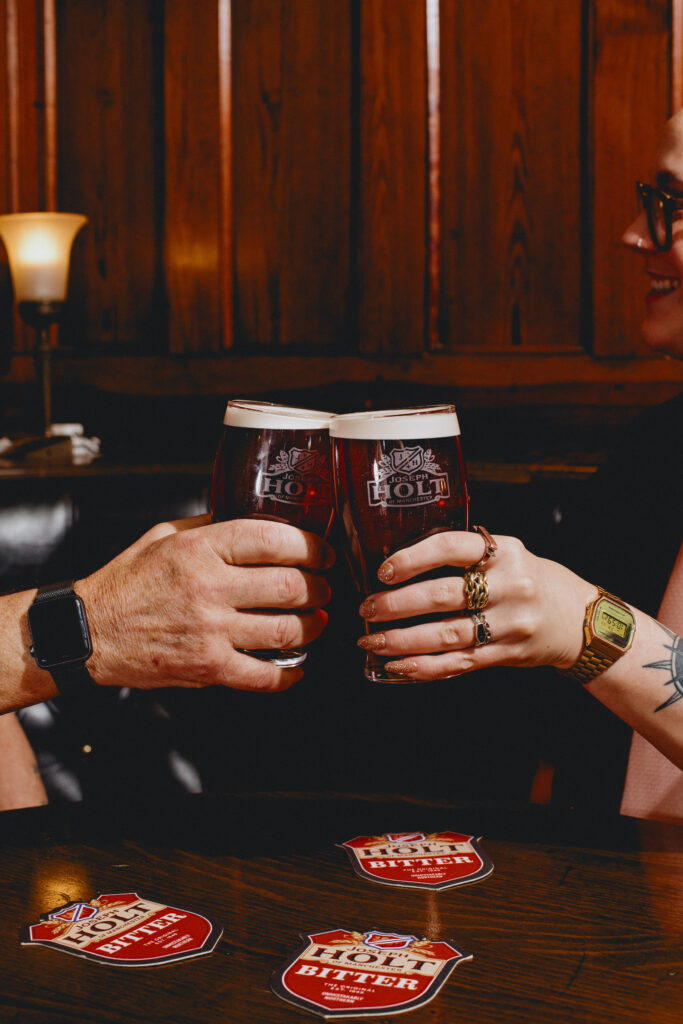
[49,423,101,464]
[0,424,101,465]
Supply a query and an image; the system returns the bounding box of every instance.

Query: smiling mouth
[648,275,680,295]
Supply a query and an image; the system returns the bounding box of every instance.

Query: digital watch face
[593,598,635,650]
[28,596,91,668]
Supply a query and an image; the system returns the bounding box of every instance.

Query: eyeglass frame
[636,181,683,251]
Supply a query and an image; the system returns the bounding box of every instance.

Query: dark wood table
[0,792,681,1023]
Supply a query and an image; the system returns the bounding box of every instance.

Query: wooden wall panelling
[0,0,14,358]
[426,0,441,351]
[56,0,160,349]
[440,0,582,353]
[164,0,221,353]
[43,0,57,212]
[591,0,670,357]
[673,0,683,111]
[1,0,48,355]
[358,0,427,356]
[232,0,350,350]
[218,0,233,350]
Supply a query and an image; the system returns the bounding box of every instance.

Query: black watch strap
[47,660,97,700]
[31,580,97,700]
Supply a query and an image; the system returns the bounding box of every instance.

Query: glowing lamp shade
[0,212,87,302]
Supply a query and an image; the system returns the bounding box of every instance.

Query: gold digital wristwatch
[562,587,636,684]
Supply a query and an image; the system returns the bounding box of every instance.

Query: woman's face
[622,110,683,360]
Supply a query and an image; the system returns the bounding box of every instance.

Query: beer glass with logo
[211,400,334,667]
[330,405,469,682]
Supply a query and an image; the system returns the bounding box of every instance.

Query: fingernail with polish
[357,633,386,651]
[377,562,394,583]
[359,598,376,619]
[384,659,418,677]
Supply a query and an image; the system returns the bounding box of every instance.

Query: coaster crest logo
[368,446,450,509]
[49,902,98,924]
[256,447,330,506]
[363,931,418,951]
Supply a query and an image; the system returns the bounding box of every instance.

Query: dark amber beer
[330,405,469,682]
[211,400,334,667]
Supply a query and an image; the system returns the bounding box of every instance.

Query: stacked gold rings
[464,570,489,611]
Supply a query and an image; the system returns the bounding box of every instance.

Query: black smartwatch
[28,580,97,699]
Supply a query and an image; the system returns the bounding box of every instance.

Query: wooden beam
[5,351,682,397]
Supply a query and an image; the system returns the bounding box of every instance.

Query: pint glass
[211,400,334,667]
[330,405,469,682]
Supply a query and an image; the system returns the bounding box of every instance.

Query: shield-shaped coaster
[271,928,472,1018]
[340,831,493,890]
[20,892,223,967]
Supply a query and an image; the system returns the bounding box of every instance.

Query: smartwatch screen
[28,596,92,668]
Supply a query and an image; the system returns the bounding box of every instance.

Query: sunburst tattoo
[645,624,683,712]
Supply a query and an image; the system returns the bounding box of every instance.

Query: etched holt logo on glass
[256,447,331,506]
[367,446,450,509]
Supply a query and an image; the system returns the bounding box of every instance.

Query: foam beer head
[224,400,333,430]
[328,405,460,440]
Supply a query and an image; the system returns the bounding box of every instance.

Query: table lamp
[0,211,87,450]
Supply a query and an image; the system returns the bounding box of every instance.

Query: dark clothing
[549,392,683,817]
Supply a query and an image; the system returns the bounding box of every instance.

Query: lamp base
[17,300,64,328]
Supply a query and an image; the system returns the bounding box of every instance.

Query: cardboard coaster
[340,831,493,890]
[271,928,471,1019]
[20,892,223,967]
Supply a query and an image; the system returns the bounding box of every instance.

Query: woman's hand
[357,530,596,681]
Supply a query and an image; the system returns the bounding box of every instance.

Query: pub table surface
[0,791,681,1024]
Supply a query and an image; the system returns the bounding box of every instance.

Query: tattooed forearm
[645,623,683,712]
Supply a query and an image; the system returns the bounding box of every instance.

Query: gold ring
[471,611,492,646]
[470,524,497,570]
[464,570,489,611]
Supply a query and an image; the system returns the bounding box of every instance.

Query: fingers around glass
[358,616,482,656]
[359,575,465,622]
[235,608,328,652]
[230,565,331,610]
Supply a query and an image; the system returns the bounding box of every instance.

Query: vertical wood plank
[0,1,16,354]
[218,0,233,350]
[592,0,670,357]
[358,0,427,356]
[1,0,46,353]
[57,0,159,349]
[672,0,683,112]
[440,0,582,353]
[43,0,57,212]
[233,0,350,349]
[426,0,441,351]
[164,0,221,353]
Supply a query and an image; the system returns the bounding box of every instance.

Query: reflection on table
[0,792,681,1023]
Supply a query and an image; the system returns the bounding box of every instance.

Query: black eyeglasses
[636,181,683,251]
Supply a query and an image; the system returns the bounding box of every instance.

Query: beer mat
[339,831,493,890]
[20,892,223,967]
[270,928,472,1019]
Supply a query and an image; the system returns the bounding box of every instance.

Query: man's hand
[78,515,334,693]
